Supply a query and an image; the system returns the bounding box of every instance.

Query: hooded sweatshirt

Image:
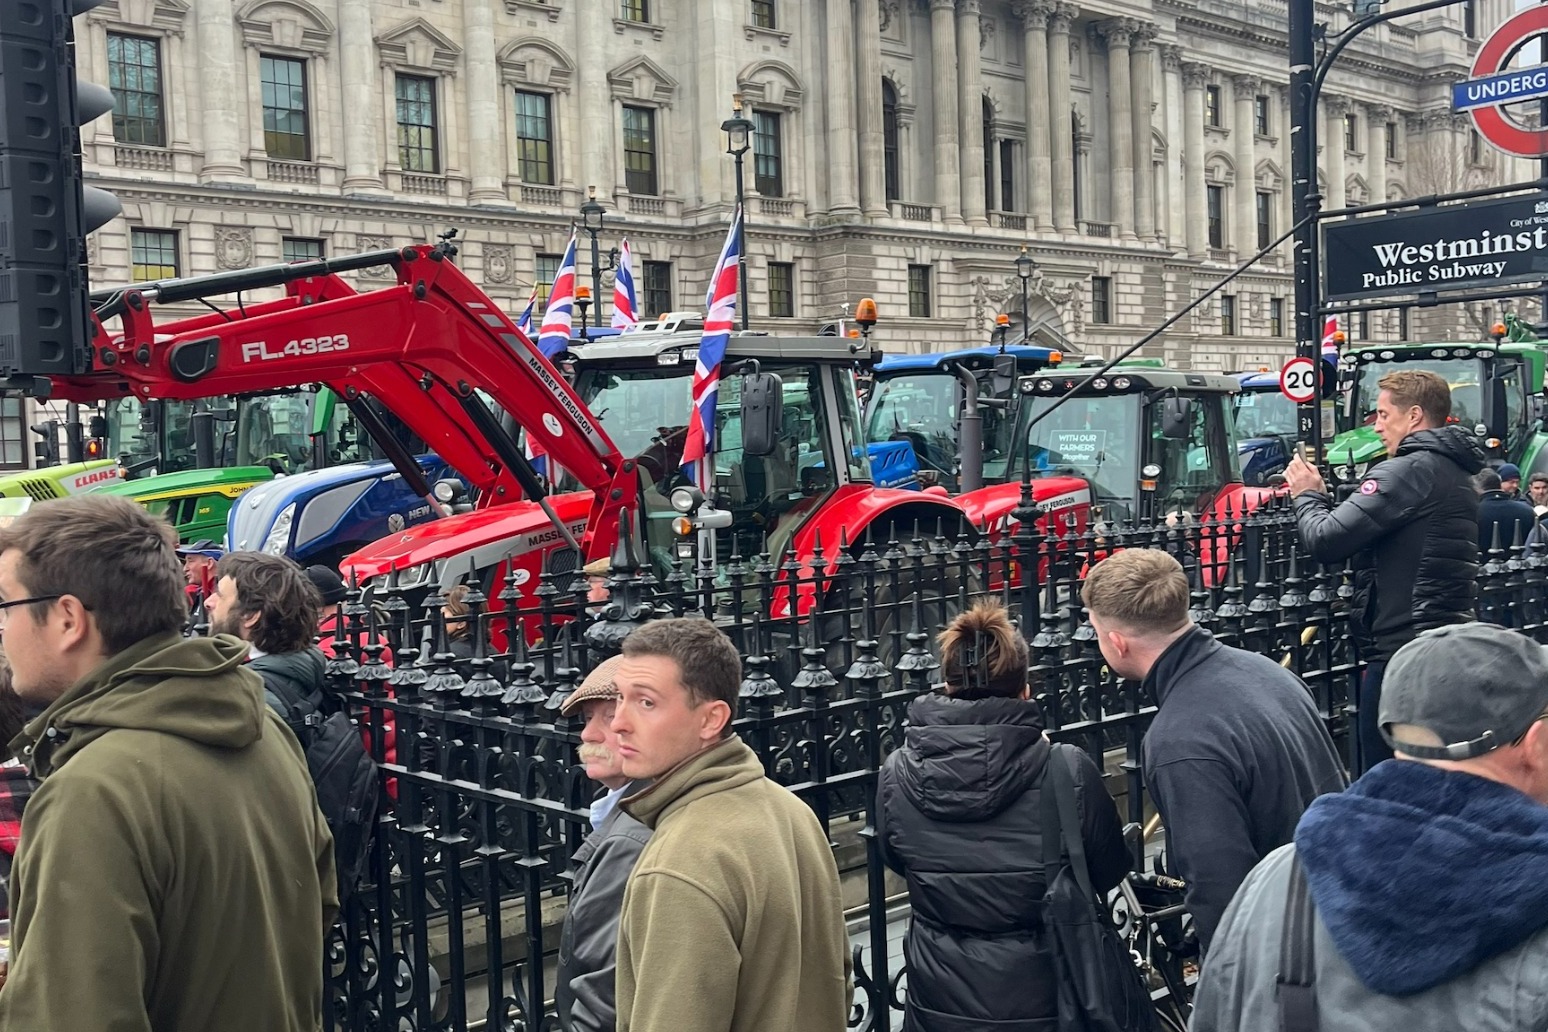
[0,632,337,1032]
[614,736,852,1032]
[876,694,1129,1032]
[1192,759,1548,1032]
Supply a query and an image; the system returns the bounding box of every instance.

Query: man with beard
[205,553,327,722]
[555,655,651,1032]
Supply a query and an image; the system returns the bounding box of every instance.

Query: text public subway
[1361,227,1548,290]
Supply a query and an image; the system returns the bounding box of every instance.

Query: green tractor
[97,388,366,543]
[1328,314,1548,483]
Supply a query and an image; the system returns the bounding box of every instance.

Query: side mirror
[990,354,1018,397]
[1160,396,1194,440]
[191,411,217,469]
[740,370,784,457]
[87,415,108,439]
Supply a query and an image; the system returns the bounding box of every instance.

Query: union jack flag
[612,237,639,330]
[680,208,742,490]
[537,230,578,359]
[1321,315,1340,360]
[515,283,538,338]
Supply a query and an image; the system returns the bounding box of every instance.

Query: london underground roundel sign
[1460,5,1548,158]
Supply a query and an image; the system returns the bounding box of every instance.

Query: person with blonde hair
[875,601,1128,1031]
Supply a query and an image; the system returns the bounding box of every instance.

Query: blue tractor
[863,345,1064,492]
[1233,361,1336,486]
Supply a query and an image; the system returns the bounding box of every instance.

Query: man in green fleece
[610,617,851,1032]
[0,494,336,1031]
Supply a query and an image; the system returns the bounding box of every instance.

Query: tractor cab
[1005,368,1245,525]
[862,344,1062,490]
[1233,365,1336,487]
[568,330,876,573]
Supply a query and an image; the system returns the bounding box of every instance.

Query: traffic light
[0,0,120,382]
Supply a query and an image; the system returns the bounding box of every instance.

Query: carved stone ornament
[880,0,899,32]
[485,244,513,285]
[980,15,996,50]
[357,236,394,276]
[214,227,253,271]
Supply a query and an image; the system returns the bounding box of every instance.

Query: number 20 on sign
[1279,356,1319,404]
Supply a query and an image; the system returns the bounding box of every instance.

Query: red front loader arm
[45,243,639,565]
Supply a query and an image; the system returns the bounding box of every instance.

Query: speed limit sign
[1279,356,1319,404]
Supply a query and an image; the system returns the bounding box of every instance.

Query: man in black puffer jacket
[1285,369,1485,775]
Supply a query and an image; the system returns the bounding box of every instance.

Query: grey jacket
[555,780,652,1032]
[1191,845,1548,1032]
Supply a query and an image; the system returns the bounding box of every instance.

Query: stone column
[339,0,385,193]
[1098,19,1135,239]
[1160,45,1185,247]
[196,0,244,182]
[930,0,963,225]
[464,1,506,203]
[1048,3,1077,231]
[1130,25,1157,242]
[957,0,988,226]
[857,0,888,216]
[1017,0,1055,230]
[1182,62,1209,258]
[1323,96,1347,212]
[827,0,861,214]
[1367,105,1390,200]
[1233,75,1258,257]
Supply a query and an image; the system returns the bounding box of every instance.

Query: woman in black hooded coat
[876,601,1130,1032]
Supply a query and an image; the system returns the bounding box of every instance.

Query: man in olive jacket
[610,617,852,1032]
[0,495,336,1031]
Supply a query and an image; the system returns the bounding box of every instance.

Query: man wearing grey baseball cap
[1193,622,1548,1031]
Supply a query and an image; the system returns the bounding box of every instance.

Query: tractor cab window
[1347,356,1484,432]
[106,398,197,474]
[1498,358,1528,455]
[1017,394,1142,517]
[1145,391,1241,514]
[1234,390,1297,440]
[865,373,958,478]
[235,394,316,474]
[576,361,845,569]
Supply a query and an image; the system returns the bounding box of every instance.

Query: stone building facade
[74,0,1532,370]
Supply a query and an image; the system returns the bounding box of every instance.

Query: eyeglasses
[0,595,62,628]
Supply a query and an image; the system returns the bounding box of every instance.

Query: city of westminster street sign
[1453,4,1548,157]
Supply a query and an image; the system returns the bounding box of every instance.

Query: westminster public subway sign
[1323,194,1548,302]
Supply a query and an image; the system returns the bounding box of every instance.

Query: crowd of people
[0,364,1539,1030]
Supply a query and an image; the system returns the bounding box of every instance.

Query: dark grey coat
[555,780,652,1032]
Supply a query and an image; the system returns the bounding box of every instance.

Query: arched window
[882,79,900,202]
[983,96,995,211]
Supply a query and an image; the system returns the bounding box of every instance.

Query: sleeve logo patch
[1359,480,1379,495]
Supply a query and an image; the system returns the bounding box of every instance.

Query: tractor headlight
[262,504,296,556]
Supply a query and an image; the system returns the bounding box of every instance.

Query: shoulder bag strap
[1276,853,1319,1032]
[1048,743,1098,902]
[1041,744,1066,891]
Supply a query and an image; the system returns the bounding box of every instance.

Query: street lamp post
[1015,246,1036,344]
[578,186,617,331]
[721,93,754,330]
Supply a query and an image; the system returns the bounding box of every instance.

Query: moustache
[578,744,616,765]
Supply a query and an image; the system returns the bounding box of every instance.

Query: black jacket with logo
[875,694,1128,1032]
[1294,426,1485,660]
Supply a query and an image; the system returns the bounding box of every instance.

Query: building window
[535,252,562,312]
[1385,120,1398,160]
[751,0,776,28]
[107,33,165,147]
[1221,294,1237,336]
[0,398,24,470]
[1256,191,1274,250]
[907,264,932,318]
[1398,306,1409,341]
[395,75,439,173]
[768,262,794,317]
[1270,297,1285,337]
[1206,85,1222,127]
[1464,0,1476,37]
[1358,311,1370,340]
[622,105,659,195]
[752,110,784,197]
[1470,130,1485,164]
[260,55,310,160]
[1253,94,1270,137]
[131,228,178,282]
[622,0,649,21]
[1091,277,1112,324]
[1344,113,1359,152]
[282,237,324,263]
[1071,120,1083,219]
[1206,185,1224,248]
[515,91,555,185]
[882,79,901,202]
[999,139,1016,212]
[642,260,672,315]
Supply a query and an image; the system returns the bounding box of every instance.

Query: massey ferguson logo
[70,468,122,491]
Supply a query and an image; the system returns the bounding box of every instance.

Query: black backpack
[259,665,380,910]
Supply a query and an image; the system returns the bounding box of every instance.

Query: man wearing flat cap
[175,539,223,619]
[555,655,651,1032]
[1193,622,1548,1031]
